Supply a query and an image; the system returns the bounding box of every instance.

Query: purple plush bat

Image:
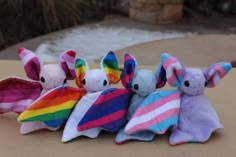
[0,48,76,134]
[161,53,232,145]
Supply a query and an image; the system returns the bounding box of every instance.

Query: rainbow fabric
[77,88,133,132]
[18,86,86,128]
[124,89,181,135]
[75,58,87,88]
[102,51,121,84]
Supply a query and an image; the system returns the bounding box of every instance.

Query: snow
[35,25,193,63]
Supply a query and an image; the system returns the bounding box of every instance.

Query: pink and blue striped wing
[0,77,42,114]
[124,89,181,135]
[77,88,133,132]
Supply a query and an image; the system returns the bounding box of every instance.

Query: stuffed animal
[160,53,232,145]
[0,48,76,114]
[1,48,78,134]
[62,51,132,142]
[115,53,177,144]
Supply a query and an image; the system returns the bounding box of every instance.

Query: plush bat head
[18,48,76,93]
[75,51,121,92]
[161,53,232,96]
[121,53,166,97]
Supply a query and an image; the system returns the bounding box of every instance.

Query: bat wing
[124,89,181,135]
[18,86,86,128]
[77,88,133,132]
[0,77,42,114]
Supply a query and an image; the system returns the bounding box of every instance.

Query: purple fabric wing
[0,77,42,114]
[169,94,223,145]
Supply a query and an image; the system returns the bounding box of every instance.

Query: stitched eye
[184,81,190,87]
[40,77,45,83]
[205,81,208,87]
[103,80,107,86]
[82,79,86,85]
[63,79,67,84]
[133,84,139,90]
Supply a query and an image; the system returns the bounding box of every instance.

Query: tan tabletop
[116,34,236,67]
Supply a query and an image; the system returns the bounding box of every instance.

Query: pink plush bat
[0,48,76,133]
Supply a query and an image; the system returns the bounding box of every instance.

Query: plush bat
[115,54,181,144]
[160,53,231,145]
[0,48,76,114]
[1,48,78,134]
[62,51,132,143]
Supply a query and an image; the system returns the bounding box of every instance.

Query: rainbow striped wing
[124,89,181,135]
[77,88,133,132]
[18,86,86,128]
[0,77,42,114]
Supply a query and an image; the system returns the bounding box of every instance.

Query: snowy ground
[35,24,193,63]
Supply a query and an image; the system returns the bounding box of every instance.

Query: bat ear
[121,53,138,88]
[204,62,231,88]
[155,63,167,88]
[160,53,185,87]
[18,48,42,81]
[59,49,76,80]
[100,51,121,84]
[75,58,89,88]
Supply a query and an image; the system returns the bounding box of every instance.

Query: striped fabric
[204,63,232,88]
[75,58,87,88]
[60,50,76,80]
[124,89,181,135]
[77,88,132,132]
[101,51,121,84]
[18,86,86,128]
[0,77,42,114]
[18,48,41,81]
[121,54,136,88]
[161,53,184,87]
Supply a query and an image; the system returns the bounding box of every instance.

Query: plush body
[62,51,132,143]
[115,54,168,144]
[0,48,77,134]
[160,53,231,145]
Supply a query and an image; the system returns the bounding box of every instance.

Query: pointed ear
[204,62,231,88]
[155,63,167,88]
[121,53,138,88]
[160,53,185,87]
[75,58,89,88]
[59,49,76,80]
[101,51,121,84]
[18,48,41,81]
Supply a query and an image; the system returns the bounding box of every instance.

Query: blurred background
[0,0,236,62]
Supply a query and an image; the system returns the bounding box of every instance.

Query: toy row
[0,48,232,145]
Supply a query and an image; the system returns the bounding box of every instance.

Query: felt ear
[204,62,231,88]
[155,63,167,88]
[160,53,185,87]
[59,49,76,80]
[121,53,138,88]
[18,48,41,81]
[75,58,89,88]
[101,51,121,84]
